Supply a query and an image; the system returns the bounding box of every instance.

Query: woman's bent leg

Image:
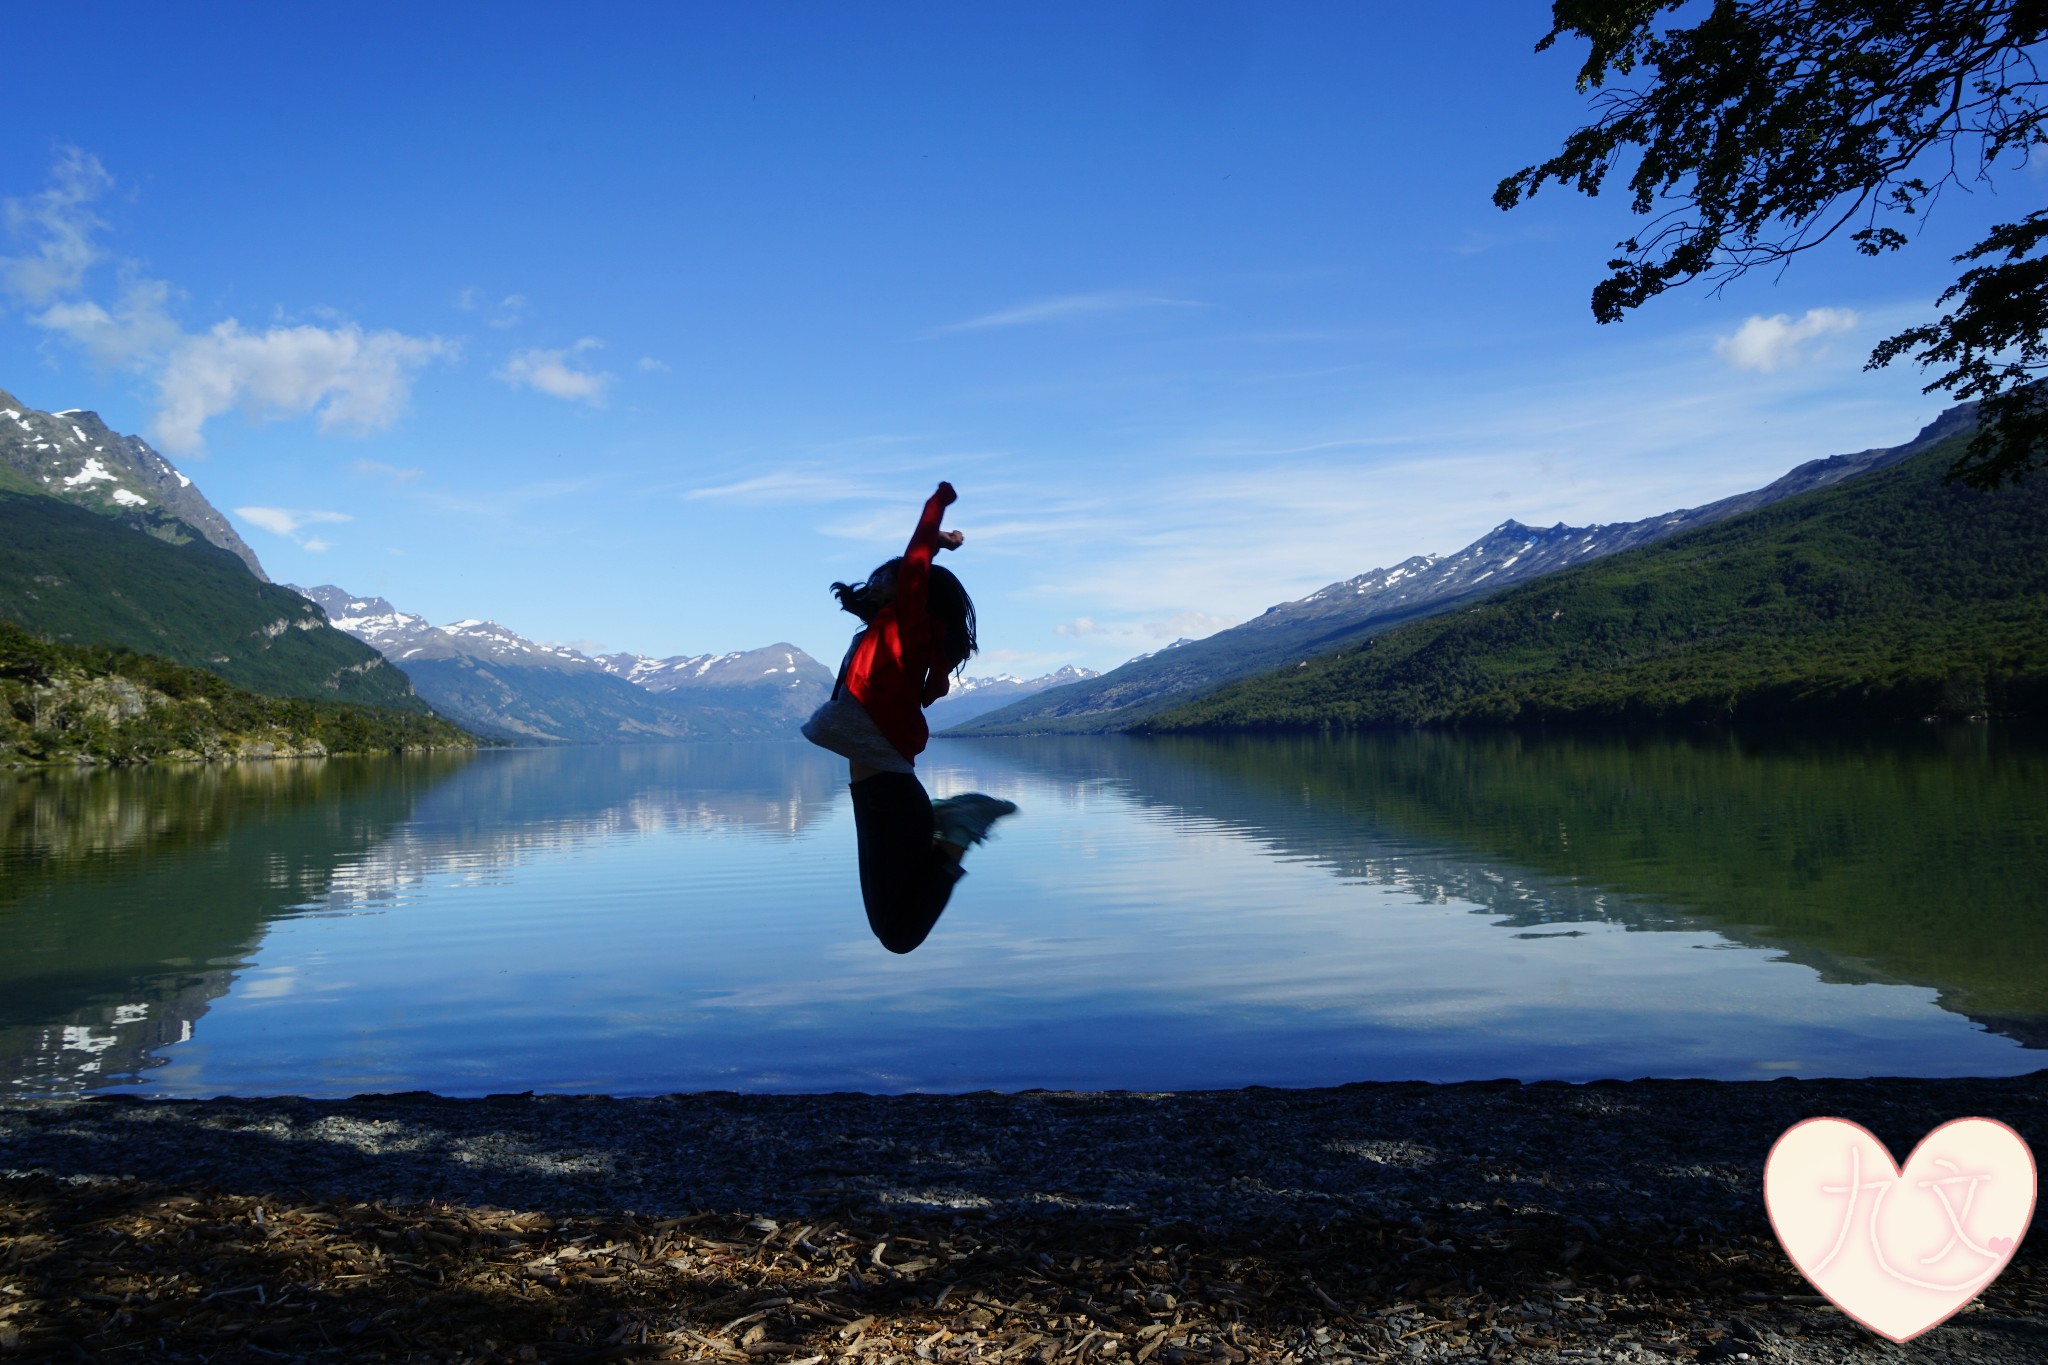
[850,771,963,953]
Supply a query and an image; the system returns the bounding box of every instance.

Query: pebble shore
[2,1074,2043,1364]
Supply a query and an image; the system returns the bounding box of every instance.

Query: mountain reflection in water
[0,754,470,1094]
[978,729,2048,1048]
[2,730,2041,1096]
[0,745,842,1095]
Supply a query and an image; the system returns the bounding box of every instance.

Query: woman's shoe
[931,793,1019,850]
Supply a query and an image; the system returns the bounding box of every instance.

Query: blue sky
[1,3,2032,675]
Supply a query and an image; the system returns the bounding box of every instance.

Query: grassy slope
[1,620,475,765]
[0,489,424,711]
[1141,435,2048,731]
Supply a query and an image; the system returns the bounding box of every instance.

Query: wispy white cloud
[1715,308,1859,372]
[686,469,893,503]
[637,355,670,373]
[33,276,183,369]
[0,145,110,306]
[488,293,528,329]
[153,322,452,454]
[455,288,528,329]
[1052,610,1235,644]
[1448,220,1561,257]
[235,506,351,537]
[235,506,352,551]
[817,507,923,542]
[497,338,613,404]
[411,476,602,522]
[4,150,451,454]
[353,458,422,486]
[936,290,1203,333]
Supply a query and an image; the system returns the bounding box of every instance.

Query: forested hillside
[1140,435,2048,732]
[1,621,475,766]
[0,489,425,712]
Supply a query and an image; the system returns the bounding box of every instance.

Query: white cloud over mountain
[234,506,353,552]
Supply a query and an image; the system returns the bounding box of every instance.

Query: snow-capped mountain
[297,588,597,670]
[954,401,1983,735]
[926,665,1101,728]
[593,645,832,696]
[0,386,268,579]
[294,583,833,744]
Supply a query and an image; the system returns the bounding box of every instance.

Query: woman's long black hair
[831,558,978,674]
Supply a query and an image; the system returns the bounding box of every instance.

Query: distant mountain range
[296,584,1102,745]
[290,585,835,745]
[12,375,2008,748]
[925,665,1100,727]
[1141,418,2048,730]
[949,402,1984,735]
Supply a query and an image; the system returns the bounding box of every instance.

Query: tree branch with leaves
[1497,0,2048,486]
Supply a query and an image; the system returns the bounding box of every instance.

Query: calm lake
[4,730,2045,1098]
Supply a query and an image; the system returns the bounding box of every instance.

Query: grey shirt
[799,636,916,774]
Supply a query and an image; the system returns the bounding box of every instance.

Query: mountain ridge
[949,401,1983,735]
[294,583,836,744]
[1138,428,2048,731]
[0,386,268,580]
[925,664,1102,728]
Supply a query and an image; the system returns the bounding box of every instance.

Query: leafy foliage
[1868,210,2048,485]
[1,619,476,766]
[1138,434,2048,732]
[1499,1,2048,485]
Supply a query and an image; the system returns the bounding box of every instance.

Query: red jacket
[842,482,957,761]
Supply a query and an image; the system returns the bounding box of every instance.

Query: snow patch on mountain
[0,386,270,579]
[295,584,835,697]
[927,664,1102,728]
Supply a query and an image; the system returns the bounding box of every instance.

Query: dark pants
[850,772,963,954]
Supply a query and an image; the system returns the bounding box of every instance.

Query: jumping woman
[801,481,1018,953]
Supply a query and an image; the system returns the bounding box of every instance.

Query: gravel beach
[2,1074,2043,1364]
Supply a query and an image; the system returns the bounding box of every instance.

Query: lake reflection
[2,731,2042,1096]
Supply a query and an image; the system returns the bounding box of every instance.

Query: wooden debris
[2,1165,2039,1363]
[3,1076,2045,1361]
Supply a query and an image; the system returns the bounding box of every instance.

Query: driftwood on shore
[2,1075,2043,1364]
